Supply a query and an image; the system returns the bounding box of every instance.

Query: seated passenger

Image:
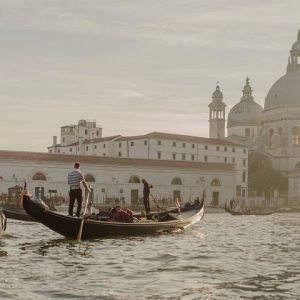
[109,206,133,223]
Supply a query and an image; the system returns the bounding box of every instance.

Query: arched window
[295,162,300,172]
[269,128,274,146]
[171,177,182,185]
[129,176,140,183]
[32,172,46,181]
[85,174,95,182]
[211,178,221,186]
[292,127,299,145]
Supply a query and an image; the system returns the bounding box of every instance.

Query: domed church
[209,30,300,205]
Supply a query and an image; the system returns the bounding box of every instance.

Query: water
[0,213,299,299]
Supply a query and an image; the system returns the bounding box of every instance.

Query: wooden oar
[150,193,162,212]
[77,184,91,242]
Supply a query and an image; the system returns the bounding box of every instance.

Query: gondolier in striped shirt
[67,162,87,217]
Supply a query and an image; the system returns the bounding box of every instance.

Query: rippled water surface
[0,213,299,299]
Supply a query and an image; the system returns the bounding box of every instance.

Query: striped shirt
[68,169,84,189]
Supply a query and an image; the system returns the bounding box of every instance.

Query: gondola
[2,207,37,222]
[22,195,204,239]
[225,202,274,216]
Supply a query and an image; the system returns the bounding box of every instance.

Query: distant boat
[224,202,275,216]
[23,195,205,239]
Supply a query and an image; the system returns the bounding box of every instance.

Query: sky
[0,0,300,152]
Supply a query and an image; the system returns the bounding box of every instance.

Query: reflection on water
[0,214,299,299]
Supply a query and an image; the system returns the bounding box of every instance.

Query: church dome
[264,71,300,110]
[228,78,263,127]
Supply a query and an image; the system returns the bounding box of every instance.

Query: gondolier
[67,162,87,217]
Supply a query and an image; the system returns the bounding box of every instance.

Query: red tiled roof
[0,150,234,171]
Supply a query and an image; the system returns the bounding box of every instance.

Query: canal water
[0,213,299,299]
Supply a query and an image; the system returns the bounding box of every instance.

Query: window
[242,189,246,197]
[191,154,195,161]
[205,145,208,150]
[224,147,227,152]
[191,144,195,149]
[94,145,97,149]
[236,185,241,197]
[224,157,227,163]
[144,140,147,145]
[243,148,247,154]
[129,175,140,183]
[211,178,221,186]
[85,174,95,182]
[77,147,79,151]
[103,153,106,156]
[32,172,47,181]
[232,158,235,163]
[86,146,88,151]
[119,143,122,148]
[96,131,99,136]
[62,137,65,143]
[157,152,161,159]
[173,142,176,147]
[157,140,161,145]
[171,177,182,185]
[172,153,176,160]
[85,129,88,135]
[204,155,208,162]
[243,159,246,167]
[103,144,106,148]
[182,143,186,148]
[57,149,60,153]
[70,148,72,152]
[245,128,250,137]
[216,146,220,151]
[118,151,122,157]
[242,172,246,182]
[130,142,134,146]
[182,154,185,160]
[292,127,299,145]
[49,150,52,153]
[232,148,236,152]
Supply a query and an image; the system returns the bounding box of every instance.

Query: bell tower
[209,83,226,139]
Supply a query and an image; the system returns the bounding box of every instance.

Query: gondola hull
[225,203,274,215]
[2,207,36,222]
[23,195,204,239]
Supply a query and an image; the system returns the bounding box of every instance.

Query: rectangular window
[173,142,176,147]
[243,148,247,154]
[232,158,235,163]
[157,140,161,145]
[224,157,227,163]
[70,148,72,152]
[85,129,88,135]
[103,144,106,148]
[118,151,122,157]
[157,152,161,159]
[119,143,122,148]
[245,128,250,137]
[62,137,65,143]
[96,131,99,136]
[242,172,246,182]
[103,153,106,156]
[77,147,79,151]
[182,154,185,160]
[191,154,195,161]
[144,140,147,145]
[216,146,220,151]
[49,150,52,153]
[224,147,227,152]
[182,143,186,148]
[130,141,134,146]
[172,153,176,160]
[86,146,88,151]
[232,148,236,152]
[236,185,241,197]
[204,155,208,162]
[243,159,246,167]
[94,145,97,149]
[191,144,195,149]
[205,145,208,150]
[58,149,60,153]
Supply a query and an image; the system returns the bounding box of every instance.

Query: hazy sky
[1,0,300,151]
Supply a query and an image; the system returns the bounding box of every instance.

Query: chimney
[53,136,57,146]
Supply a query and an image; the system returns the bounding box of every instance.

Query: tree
[248,151,287,198]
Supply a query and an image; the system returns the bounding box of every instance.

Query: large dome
[227,78,263,127]
[264,69,300,110]
[265,30,300,111]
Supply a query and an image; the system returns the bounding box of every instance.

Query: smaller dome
[227,78,263,127]
[212,85,223,102]
[78,119,87,126]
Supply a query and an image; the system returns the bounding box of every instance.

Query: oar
[77,184,91,242]
[150,193,162,212]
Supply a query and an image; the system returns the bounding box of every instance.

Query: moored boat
[225,202,275,216]
[23,195,204,239]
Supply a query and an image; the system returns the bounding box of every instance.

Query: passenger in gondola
[142,179,152,215]
[109,206,133,223]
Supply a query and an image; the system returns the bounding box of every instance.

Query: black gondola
[23,195,204,239]
[225,202,274,215]
[2,207,37,222]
